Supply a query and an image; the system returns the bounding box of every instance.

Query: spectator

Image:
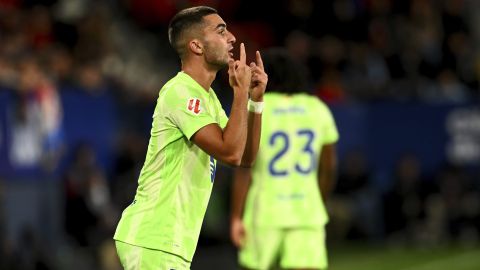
[382,153,435,244]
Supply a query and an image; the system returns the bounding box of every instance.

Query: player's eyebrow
[214,23,226,30]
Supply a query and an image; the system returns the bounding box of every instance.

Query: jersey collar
[177,72,213,98]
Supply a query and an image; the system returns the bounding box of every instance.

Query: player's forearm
[221,88,249,166]
[240,111,261,167]
[231,167,252,220]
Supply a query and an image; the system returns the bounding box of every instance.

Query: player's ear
[189,39,203,55]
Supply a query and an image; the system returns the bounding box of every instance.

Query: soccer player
[114,6,268,269]
[230,48,339,270]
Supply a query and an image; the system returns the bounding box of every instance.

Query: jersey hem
[113,238,193,263]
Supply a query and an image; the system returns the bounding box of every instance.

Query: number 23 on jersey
[268,129,317,177]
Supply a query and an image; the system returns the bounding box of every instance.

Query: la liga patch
[187,98,201,114]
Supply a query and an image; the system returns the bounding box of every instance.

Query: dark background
[0,0,479,269]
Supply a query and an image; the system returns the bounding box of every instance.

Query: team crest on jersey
[187,98,201,114]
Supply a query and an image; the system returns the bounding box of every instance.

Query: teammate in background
[230,48,339,270]
[114,6,267,269]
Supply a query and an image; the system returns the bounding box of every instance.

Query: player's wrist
[248,99,264,114]
[249,91,264,102]
[233,87,249,100]
[233,86,249,97]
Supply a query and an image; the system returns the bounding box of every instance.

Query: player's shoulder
[159,73,202,101]
[264,92,282,101]
[305,93,330,107]
[295,94,335,117]
[289,93,323,106]
[264,92,323,106]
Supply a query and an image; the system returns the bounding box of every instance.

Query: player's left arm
[318,143,338,204]
[240,51,268,167]
[230,167,252,248]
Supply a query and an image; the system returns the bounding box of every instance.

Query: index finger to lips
[240,43,246,64]
[256,51,264,70]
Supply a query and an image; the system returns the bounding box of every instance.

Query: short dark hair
[168,6,218,58]
[262,48,307,94]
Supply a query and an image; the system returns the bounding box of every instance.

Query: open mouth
[228,48,234,58]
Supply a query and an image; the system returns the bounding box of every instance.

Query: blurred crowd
[329,150,480,247]
[0,0,479,269]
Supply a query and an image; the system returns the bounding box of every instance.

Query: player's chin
[225,54,233,64]
[220,56,231,67]
[211,59,229,70]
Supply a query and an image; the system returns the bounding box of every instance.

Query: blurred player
[230,48,339,270]
[114,6,267,269]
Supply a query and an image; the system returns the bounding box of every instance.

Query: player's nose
[227,30,236,44]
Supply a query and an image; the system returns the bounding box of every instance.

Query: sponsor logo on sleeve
[187,98,201,114]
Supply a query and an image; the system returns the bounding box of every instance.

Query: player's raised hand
[228,43,252,92]
[249,50,268,101]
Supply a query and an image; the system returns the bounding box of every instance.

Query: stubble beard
[204,45,229,70]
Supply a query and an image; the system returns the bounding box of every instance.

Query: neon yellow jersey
[114,72,228,262]
[243,92,338,228]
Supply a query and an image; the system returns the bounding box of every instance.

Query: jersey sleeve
[164,85,217,140]
[319,101,339,144]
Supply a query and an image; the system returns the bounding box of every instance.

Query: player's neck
[182,61,217,92]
